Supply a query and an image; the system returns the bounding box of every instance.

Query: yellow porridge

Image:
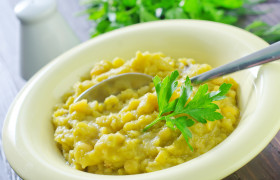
[52,52,239,175]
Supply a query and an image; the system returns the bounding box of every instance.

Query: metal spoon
[75,41,280,103]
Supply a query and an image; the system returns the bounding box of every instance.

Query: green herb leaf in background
[143,70,232,150]
[80,0,280,43]
[245,20,280,44]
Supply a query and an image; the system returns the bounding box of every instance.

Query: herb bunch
[143,70,232,150]
[80,0,280,43]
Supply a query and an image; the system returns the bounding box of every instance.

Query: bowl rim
[2,19,280,180]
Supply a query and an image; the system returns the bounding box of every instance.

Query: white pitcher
[15,0,80,80]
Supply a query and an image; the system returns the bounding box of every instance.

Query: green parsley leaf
[88,6,106,20]
[123,0,137,7]
[165,117,176,130]
[165,7,189,19]
[155,70,179,115]
[143,70,232,150]
[173,116,194,150]
[96,18,111,33]
[245,20,280,43]
[181,83,231,123]
[212,0,243,9]
[174,76,192,113]
[210,83,232,101]
[139,5,158,22]
[183,0,202,19]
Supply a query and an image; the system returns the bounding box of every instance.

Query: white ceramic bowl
[2,20,280,180]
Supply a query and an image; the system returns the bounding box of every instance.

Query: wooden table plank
[0,0,279,180]
[0,55,22,180]
[0,0,25,89]
[0,1,26,179]
[225,131,280,179]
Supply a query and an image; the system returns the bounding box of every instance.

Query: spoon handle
[191,41,280,85]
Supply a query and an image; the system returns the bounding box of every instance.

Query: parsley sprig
[143,70,232,150]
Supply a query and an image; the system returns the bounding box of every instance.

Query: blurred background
[0,0,280,179]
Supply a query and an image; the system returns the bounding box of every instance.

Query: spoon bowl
[74,73,153,103]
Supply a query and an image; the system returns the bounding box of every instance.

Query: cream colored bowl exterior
[2,20,280,180]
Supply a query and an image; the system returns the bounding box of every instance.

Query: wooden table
[0,0,279,179]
